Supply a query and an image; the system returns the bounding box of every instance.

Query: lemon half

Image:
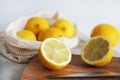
[81,36,113,67]
[39,38,72,70]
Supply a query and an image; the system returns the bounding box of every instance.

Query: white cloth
[0,55,28,80]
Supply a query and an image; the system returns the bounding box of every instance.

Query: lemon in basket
[38,38,72,70]
[91,24,120,47]
[52,19,75,38]
[38,27,64,41]
[81,36,113,67]
[16,30,36,41]
[25,17,50,35]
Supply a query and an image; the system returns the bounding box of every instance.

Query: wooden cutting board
[20,55,120,80]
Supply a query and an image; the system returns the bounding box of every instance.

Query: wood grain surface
[20,55,120,80]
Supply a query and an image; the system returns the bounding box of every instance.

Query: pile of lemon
[38,23,119,70]
[16,17,120,70]
[16,17,75,70]
[16,17,76,41]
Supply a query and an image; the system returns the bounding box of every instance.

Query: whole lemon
[52,19,75,38]
[25,17,50,35]
[16,30,36,41]
[38,27,64,41]
[91,24,120,47]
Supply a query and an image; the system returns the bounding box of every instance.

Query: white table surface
[0,0,120,80]
[0,55,28,80]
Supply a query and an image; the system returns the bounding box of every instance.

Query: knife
[48,72,120,78]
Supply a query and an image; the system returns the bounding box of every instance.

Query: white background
[0,0,120,37]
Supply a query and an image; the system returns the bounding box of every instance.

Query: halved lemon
[81,36,113,67]
[39,38,72,70]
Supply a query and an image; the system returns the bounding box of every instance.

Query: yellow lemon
[52,19,75,38]
[81,36,113,67]
[38,27,64,41]
[39,38,72,70]
[16,30,36,41]
[91,24,120,47]
[25,17,50,35]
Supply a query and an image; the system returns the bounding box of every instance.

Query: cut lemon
[81,36,113,67]
[39,38,72,70]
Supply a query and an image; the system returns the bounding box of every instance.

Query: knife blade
[48,72,120,78]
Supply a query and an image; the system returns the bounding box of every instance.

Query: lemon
[38,27,64,41]
[39,38,72,70]
[91,24,120,47]
[52,19,75,38]
[16,30,36,41]
[81,36,113,67]
[25,17,50,35]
